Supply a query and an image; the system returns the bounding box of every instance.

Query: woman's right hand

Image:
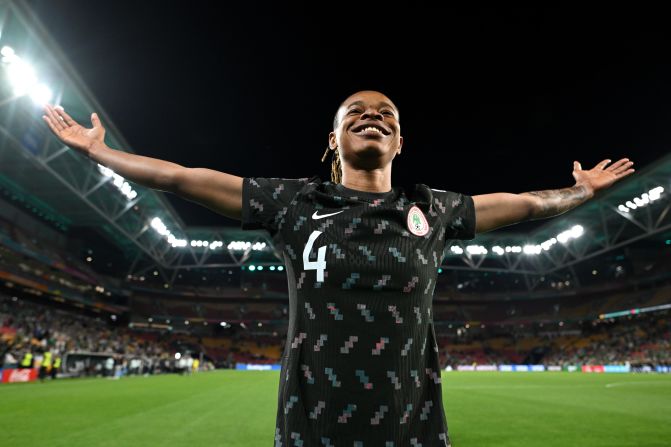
[42,104,106,156]
[42,103,243,220]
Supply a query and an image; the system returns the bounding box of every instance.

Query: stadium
[1,2,670,446]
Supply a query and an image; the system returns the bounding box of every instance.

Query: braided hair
[321,111,343,184]
[321,145,342,184]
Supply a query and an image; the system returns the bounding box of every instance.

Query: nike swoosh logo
[312,210,344,219]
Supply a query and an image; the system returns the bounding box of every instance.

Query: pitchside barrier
[235,363,282,370]
[1,363,668,383]
[1,368,39,383]
[448,364,671,373]
[232,363,670,373]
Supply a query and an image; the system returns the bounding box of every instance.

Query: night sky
[24,3,671,232]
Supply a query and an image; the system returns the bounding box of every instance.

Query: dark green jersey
[241,175,475,447]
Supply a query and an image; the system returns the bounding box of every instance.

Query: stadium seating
[1,213,670,374]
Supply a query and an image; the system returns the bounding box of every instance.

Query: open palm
[42,104,105,156]
[572,158,635,194]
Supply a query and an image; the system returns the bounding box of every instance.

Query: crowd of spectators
[0,293,181,377]
[2,291,669,378]
[435,311,670,368]
[540,311,670,366]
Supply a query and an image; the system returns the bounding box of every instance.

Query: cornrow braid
[321,146,342,184]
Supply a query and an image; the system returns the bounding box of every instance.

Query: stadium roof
[0,2,668,295]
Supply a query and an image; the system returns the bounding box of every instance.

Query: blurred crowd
[2,291,669,379]
[0,293,197,378]
[540,311,670,366]
[436,310,670,368]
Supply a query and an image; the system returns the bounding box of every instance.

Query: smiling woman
[321,91,403,187]
[41,89,634,447]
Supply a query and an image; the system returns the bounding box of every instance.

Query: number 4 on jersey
[303,230,326,282]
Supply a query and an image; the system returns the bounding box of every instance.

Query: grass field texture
[1,371,669,446]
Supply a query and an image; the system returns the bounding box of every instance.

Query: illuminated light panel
[227,241,267,251]
[96,164,138,200]
[618,186,664,213]
[1,45,53,104]
[466,245,488,255]
[150,217,187,248]
[448,225,584,257]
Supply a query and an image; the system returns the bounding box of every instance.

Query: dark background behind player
[24,2,671,232]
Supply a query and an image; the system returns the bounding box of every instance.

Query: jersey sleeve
[430,189,477,240]
[241,177,311,236]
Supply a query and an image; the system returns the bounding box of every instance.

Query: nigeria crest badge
[407,205,429,236]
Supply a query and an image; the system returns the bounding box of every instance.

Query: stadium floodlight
[570,224,584,238]
[556,224,584,244]
[149,217,187,248]
[556,231,570,244]
[168,235,187,247]
[269,266,276,271]
[220,321,227,327]
[466,245,488,255]
[6,58,37,95]
[278,266,284,271]
[228,241,245,250]
[29,83,52,105]
[618,186,665,213]
[184,240,223,249]
[227,241,267,251]
[96,164,139,200]
[450,246,464,254]
[1,46,53,105]
[447,225,586,258]
[248,265,256,271]
[523,244,542,255]
[1,45,15,59]
[151,218,169,236]
[540,238,557,251]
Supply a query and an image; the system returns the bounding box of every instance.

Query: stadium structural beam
[123,231,278,279]
[539,201,671,276]
[0,123,177,263]
[439,174,670,277]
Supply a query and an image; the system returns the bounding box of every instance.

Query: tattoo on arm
[520,184,593,219]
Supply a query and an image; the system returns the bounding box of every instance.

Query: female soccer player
[42,90,634,446]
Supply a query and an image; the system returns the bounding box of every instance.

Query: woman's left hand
[572,158,635,194]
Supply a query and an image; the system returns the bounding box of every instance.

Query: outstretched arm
[472,158,635,234]
[42,104,243,220]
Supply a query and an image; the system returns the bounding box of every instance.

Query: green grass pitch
[1,371,669,446]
